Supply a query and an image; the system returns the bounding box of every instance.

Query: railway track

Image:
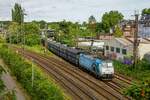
[114,73,133,85]
[39,52,132,89]
[13,47,131,100]
[24,52,100,100]
[28,53,125,99]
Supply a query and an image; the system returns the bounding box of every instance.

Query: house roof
[114,37,150,46]
[126,38,150,44]
[115,38,132,46]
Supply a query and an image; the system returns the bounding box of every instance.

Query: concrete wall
[138,43,150,59]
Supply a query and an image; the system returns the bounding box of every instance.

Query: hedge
[0,45,64,100]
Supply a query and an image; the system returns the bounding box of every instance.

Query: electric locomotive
[47,40,114,80]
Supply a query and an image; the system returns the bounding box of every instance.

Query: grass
[15,45,53,57]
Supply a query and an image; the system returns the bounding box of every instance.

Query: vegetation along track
[14,47,130,100]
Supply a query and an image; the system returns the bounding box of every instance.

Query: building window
[106,46,109,50]
[111,47,114,52]
[116,48,120,53]
[122,49,127,55]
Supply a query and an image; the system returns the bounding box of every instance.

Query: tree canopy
[142,8,150,15]
[7,22,40,46]
[12,3,25,24]
[114,25,123,37]
[39,20,47,29]
[102,11,124,33]
[88,15,96,24]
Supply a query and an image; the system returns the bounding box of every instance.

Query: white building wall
[138,43,150,59]
[104,39,133,60]
[78,41,104,48]
[104,38,150,61]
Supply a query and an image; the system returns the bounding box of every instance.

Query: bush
[0,45,64,100]
[25,34,40,46]
[0,79,5,93]
[114,60,150,81]
[124,80,150,100]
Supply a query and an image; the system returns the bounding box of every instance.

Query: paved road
[0,59,29,100]
[1,72,26,100]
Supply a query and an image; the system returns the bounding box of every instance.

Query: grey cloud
[0,0,150,22]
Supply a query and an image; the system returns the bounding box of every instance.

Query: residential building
[119,16,150,38]
[104,37,150,60]
[119,20,135,37]
[96,34,114,40]
[138,14,150,37]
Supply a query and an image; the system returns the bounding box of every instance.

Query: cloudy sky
[0,0,150,22]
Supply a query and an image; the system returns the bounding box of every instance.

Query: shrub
[124,80,150,100]
[0,79,5,93]
[25,34,40,46]
[114,60,150,81]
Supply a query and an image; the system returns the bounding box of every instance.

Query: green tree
[88,15,97,37]
[102,11,124,33]
[88,15,96,24]
[23,22,40,35]
[7,22,40,46]
[8,22,20,34]
[23,22,40,46]
[95,22,103,33]
[39,20,47,29]
[142,8,150,15]
[114,25,123,37]
[82,21,87,27]
[59,20,70,35]
[12,3,25,24]
[7,22,22,43]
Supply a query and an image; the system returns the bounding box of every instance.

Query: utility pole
[44,23,48,53]
[133,10,139,68]
[75,25,79,48]
[31,58,34,87]
[90,21,96,53]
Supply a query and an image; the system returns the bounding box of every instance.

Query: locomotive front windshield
[102,61,113,68]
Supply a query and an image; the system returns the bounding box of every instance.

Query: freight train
[47,40,114,80]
